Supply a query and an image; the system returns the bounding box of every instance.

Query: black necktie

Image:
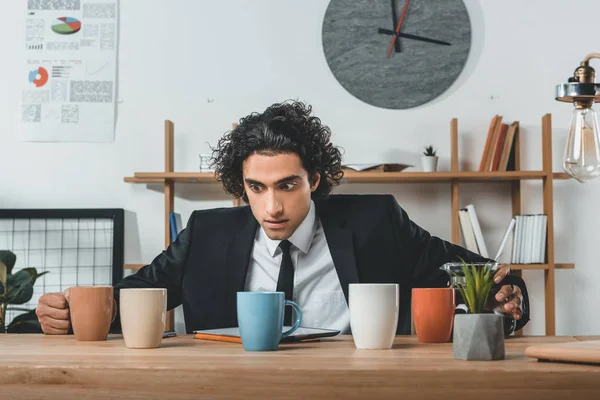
[276,240,294,326]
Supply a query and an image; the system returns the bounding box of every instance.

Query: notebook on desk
[194,326,340,344]
[525,340,600,365]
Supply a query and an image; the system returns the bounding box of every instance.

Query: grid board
[0,209,124,326]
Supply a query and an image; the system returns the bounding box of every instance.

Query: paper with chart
[19,0,118,142]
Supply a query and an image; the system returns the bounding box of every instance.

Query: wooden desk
[1,335,599,399]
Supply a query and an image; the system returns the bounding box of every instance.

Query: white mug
[119,288,167,349]
[349,283,399,349]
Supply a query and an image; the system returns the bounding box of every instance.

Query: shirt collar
[262,200,316,257]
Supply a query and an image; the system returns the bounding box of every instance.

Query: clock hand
[387,0,410,58]
[397,32,451,46]
[389,0,401,53]
[378,28,451,46]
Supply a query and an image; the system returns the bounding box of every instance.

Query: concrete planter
[453,313,505,361]
[421,156,438,172]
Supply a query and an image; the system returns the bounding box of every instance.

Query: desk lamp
[555,53,600,182]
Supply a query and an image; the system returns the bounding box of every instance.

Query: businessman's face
[243,152,320,240]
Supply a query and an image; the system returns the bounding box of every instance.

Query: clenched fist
[36,289,71,335]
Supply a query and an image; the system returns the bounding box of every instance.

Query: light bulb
[563,104,600,182]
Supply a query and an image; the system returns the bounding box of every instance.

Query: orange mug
[412,288,455,343]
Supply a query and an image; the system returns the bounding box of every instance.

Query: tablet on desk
[193,327,340,344]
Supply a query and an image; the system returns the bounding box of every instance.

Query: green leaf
[20,268,49,286]
[5,270,35,304]
[0,251,16,275]
[474,264,481,294]
[7,285,33,305]
[5,268,48,305]
[457,261,495,314]
[7,309,42,333]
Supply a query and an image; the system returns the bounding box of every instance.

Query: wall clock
[322,0,471,109]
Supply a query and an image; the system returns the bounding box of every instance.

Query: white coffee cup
[119,288,167,349]
[349,283,399,349]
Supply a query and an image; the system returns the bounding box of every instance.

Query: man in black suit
[36,100,528,335]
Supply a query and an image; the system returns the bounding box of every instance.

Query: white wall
[1,0,598,335]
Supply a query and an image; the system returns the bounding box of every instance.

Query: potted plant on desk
[421,145,438,172]
[0,250,48,333]
[440,260,505,361]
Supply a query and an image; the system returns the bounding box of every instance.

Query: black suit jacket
[115,194,530,334]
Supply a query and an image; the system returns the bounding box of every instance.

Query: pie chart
[51,17,81,34]
[28,67,48,87]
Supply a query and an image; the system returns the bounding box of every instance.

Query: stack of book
[510,214,548,264]
[459,206,548,264]
[479,115,519,172]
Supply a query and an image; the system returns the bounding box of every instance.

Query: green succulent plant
[423,145,437,156]
[453,259,496,314]
[0,250,48,333]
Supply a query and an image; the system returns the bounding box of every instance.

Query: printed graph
[51,17,81,34]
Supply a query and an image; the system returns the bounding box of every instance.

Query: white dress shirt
[244,201,350,333]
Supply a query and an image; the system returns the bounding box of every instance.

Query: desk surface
[1,334,600,399]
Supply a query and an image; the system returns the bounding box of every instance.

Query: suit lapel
[316,201,359,303]
[223,207,258,324]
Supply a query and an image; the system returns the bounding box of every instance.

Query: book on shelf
[539,215,548,262]
[458,204,489,258]
[458,204,520,263]
[465,204,488,258]
[342,163,413,172]
[479,115,519,172]
[169,212,184,242]
[510,214,547,264]
[498,122,518,171]
[479,115,500,171]
[458,209,478,253]
[458,211,547,264]
[513,216,523,263]
[489,123,508,172]
[495,217,516,262]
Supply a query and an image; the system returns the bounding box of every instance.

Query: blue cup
[237,291,302,351]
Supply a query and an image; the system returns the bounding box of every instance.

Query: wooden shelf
[510,263,574,270]
[125,172,217,184]
[124,177,166,184]
[124,171,572,185]
[341,170,570,183]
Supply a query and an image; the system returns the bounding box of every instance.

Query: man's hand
[492,264,523,321]
[36,289,71,335]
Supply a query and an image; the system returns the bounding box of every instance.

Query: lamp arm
[583,53,600,63]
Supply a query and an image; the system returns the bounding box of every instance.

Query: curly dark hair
[211,100,344,203]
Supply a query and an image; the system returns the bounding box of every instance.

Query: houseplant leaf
[5,270,34,304]
[5,268,49,305]
[20,268,49,286]
[456,261,496,314]
[6,284,33,305]
[6,309,42,333]
[0,250,16,275]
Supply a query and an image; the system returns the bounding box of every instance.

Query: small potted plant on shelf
[440,259,505,361]
[421,145,438,172]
